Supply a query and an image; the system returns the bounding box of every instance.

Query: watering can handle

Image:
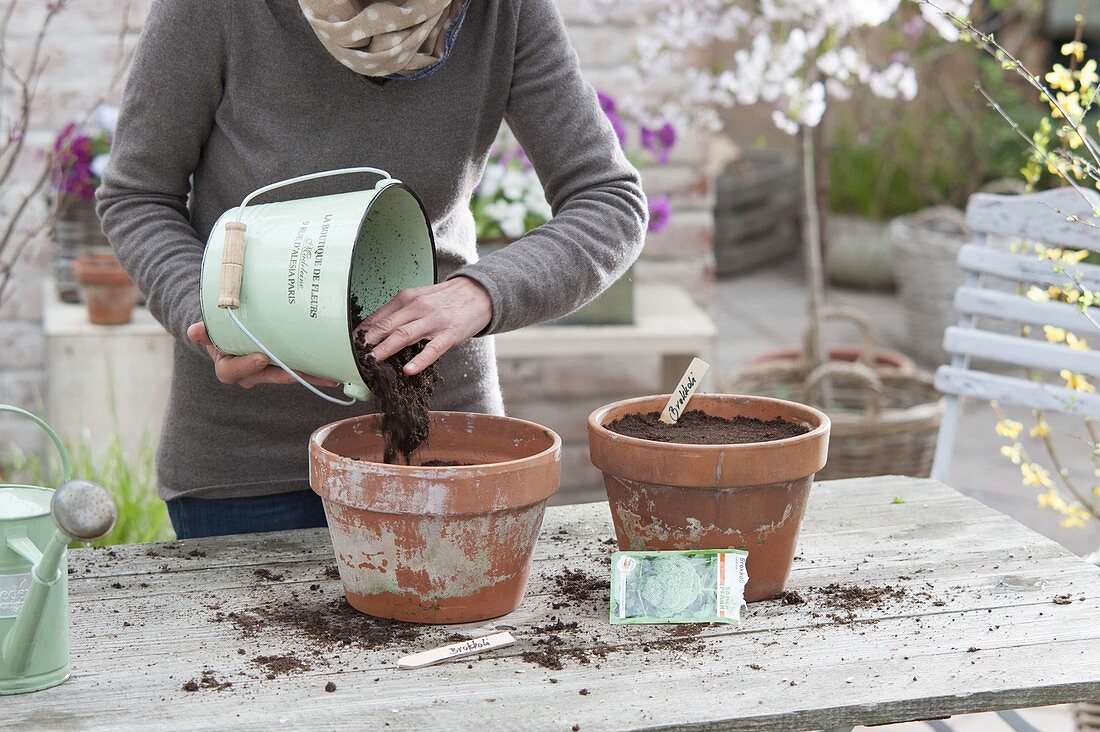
[0,405,71,485]
[217,166,396,309]
[217,167,396,406]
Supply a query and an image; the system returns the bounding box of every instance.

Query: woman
[98,0,647,539]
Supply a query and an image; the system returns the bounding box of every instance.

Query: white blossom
[593,0,971,134]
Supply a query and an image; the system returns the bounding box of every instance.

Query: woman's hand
[187,322,340,389]
[357,276,492,376]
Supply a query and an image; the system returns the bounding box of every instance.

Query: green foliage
[2,435,172,547]
[829,55,1046,219]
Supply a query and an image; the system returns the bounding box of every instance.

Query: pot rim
[309,410,563,474]
[587,393,831,453]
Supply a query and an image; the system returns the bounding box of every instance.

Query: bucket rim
[0,485,54,521]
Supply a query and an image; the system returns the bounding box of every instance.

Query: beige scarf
[299,0,467,78]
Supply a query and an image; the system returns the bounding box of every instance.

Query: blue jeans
[167,490,329,539]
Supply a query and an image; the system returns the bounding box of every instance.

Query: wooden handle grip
[218,221,247,309]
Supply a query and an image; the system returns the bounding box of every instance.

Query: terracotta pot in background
[588,394,830,602]
[72,254,138,325]
[310,411,561,624]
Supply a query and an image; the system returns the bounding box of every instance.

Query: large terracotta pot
[746,344,916,373]
[310,411,561,624]
[72,254,138,325]
[588,394,830,602]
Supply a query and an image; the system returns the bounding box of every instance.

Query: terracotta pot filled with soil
[72,253,138,325]
[588,394,830,602]
[310,410,561,624]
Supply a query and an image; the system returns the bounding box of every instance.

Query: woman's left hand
[357,276,493,375]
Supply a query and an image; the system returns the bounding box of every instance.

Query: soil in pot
[607,410,808,445]
[589,394,830,603]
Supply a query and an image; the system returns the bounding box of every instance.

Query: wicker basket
[731,357,943,481]
[888,206,969,366]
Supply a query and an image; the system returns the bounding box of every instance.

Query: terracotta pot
[588,394,830,602]
[72,254,138,325]
[746,345,916,373]
[310,411,561,624]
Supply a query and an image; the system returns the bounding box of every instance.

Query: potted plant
[71,252,138,325]
[587,394,830,602]
[472,92,675,325]
[51,106,118,303]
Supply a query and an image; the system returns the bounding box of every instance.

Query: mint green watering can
[0,405,116,694]
[201,167,437,405]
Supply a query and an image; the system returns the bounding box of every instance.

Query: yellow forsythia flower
[1000,444,1023,464]
[1046,64,1076,93]
[1044,325,1067,343]
[1027,286,1051,302]
[996,419,1023,439]
[1063,41,1087,62]
[1064,248,1090,265]
[1067,332,1089,350]
[1080,59,1099,89]
[1062,369,1096,392]
[1022,463,1055,489]
[1030,421,1050,438]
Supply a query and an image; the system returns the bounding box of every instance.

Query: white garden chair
[931,187,1100,482]
[929,188,1100,732]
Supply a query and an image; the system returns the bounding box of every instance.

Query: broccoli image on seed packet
[610,549,749,625]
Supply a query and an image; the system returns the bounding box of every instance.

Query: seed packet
[610,549,749,625]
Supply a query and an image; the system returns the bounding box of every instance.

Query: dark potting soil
[182,669,232,692]
[350,294,438,465]
[606,410,808,445]
[214,598,422,652]
[253,654,312,678]
[419,459,472,467]
[253,568,284,582]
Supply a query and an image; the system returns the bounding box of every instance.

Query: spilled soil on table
[213,597,422,653]
[606,410,808,445]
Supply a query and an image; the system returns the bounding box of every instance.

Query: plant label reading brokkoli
[610,550,749,625]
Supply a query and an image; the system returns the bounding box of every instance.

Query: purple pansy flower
[597,91,616,115]
[647,195,672,233]
[641,122,676,164]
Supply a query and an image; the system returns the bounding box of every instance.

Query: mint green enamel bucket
[200,167,437,404]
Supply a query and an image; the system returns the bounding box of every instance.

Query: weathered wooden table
[9,476,1100,731]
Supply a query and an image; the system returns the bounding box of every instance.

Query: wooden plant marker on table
[659,357,710,424]
[397,632,516,670]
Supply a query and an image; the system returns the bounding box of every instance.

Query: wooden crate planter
[714,151,801,277]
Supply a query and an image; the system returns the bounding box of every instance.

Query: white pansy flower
[479,165,503,198]
[499,202,529,239]
[93,105,120,134]
[500,168,528,201]
[90,153,111,178]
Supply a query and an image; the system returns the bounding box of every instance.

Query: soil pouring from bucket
[587,393,830,602]
[309,411,562,624]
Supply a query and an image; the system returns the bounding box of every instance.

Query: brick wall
[0,2,717,502]
[0,0,142,452]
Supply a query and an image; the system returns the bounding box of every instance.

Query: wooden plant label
[659,358,710,424]
[396,631,516,670]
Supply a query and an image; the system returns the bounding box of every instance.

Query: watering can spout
[1,480,116,678]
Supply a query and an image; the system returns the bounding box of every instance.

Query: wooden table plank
[7,476,1100,732]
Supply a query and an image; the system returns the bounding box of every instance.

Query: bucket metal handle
[217,167,397,406]
[0,405,72,486]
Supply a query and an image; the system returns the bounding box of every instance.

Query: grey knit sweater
[98,0,647,501]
